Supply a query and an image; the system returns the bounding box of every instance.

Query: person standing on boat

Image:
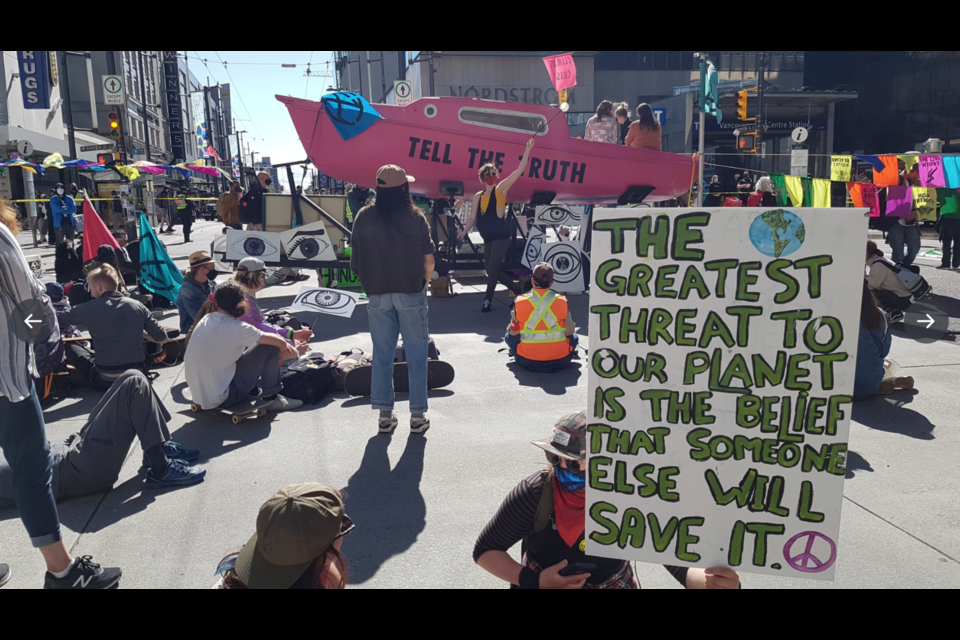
[459,139,535,313]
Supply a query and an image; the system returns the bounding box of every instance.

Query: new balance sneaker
[410,414,431,435]
[145,460,206,490]
[888,310,905,324]
[379,411,398,434]
[481,300,492,313]
[266,395,303,412]
[44,556,122,590]
[0,563,10,589]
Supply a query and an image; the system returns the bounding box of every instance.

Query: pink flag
[543,53,577,92]
[81,195,120,262]
[918,155,946,187]
[885,185,914,218]
[861,184,880,217]
[206,145,222,160]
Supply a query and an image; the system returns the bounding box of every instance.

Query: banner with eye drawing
[291,287,361,318]
[522,205,591,294]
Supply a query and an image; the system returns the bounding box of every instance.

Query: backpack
[876,259,932,299]
[280,357,338,404]
[68,279,93,306]
[394,337,441,363]
[265,310,303,331]
[520,470,556,559]
[332,348,371,391]
[238,189,262,224]
[33,294,65,378]
[746,193,762,208]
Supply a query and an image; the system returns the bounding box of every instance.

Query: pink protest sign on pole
[918,155,946,187]
[543,54,577,92]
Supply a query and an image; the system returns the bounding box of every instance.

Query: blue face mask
[554,464,585,492]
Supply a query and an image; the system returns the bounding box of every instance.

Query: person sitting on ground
[505,262,578,373]
[230,258,313,355]
[0,371,205,504]
[184,281,301,413]
[214,483,352,589]
[83,244,151,306]
[111,231,139,285]
[54,239,84,284]
[218,181,243,230]
[177,251,219,333]
[625,103,662,152]
[751,176,779,207]
[865,240,912,323]
[854,280,915,399]
[584,100,619,144]
[474,412,741,590]
[615,103,631,145]
[57,265,169,390]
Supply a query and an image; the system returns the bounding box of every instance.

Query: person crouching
[505,262,578,372]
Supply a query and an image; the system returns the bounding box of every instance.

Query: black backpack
[395,337,441,363]
[280,357,338,404]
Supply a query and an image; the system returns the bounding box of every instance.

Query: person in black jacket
[239,172,270,231]
[615,103,631,145]
[54,240,84,284]
[180,190,197,242]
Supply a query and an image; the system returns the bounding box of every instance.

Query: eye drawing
[288,233,330,260]
[543,243,582,285]
[535,205,584,226]
[522,227,545,268]
[291,287,360,318]
[225,231,283,262]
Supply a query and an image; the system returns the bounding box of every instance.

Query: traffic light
[97,152,121,165]
[108,112,121,140]
[737,91,749,120]
[738,132,757,153]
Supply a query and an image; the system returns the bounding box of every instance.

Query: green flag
[699,60,722,123]
[137,212,183,301]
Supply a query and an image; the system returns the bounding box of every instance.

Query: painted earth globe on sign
[748,209,806,258]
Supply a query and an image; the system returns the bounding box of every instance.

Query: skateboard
[342,360,455,397]
[190,397,273,425]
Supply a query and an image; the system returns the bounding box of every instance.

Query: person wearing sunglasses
[215,484,353,589]
[459,138,535,313]
[474,412,741,590]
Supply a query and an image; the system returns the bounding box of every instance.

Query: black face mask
[265,179,272,187]
[206,269,219,281]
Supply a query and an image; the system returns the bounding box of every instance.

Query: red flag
[81,195,120,262]
[206,145,222,160]
[543,53,577,92]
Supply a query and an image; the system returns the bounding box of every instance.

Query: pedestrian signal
[738,132,757,153]
[97,152,120,165]
[108,112,121,140]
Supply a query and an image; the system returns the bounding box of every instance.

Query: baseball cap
[532,412,587,461]
[235,484,345,590]
[532,262,554,285]
[188,251,215,269]
[376,165,416,188]
[238,257,266,272]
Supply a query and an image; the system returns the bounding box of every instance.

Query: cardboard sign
[586,207,868,580]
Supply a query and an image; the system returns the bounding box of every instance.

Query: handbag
[280,357,338,404]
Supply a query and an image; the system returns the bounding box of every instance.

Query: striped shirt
[0,223,44,401]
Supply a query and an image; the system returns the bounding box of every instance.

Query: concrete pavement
[1,220,958,589]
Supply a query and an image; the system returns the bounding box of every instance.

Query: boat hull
[278,95,696,204]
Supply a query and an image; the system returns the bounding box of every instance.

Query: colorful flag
[543,53,577,92]
[830,156,852,182]
[769,174,788,206]
[813,179,831,208]
[114,165,140,181]
[944,156,960,188]
[801,178,813,207]
[320,91,383,142]
[899,155,919,172]
[885,186,913,218]
[874,155,900,187]
[137,212,183,301]
[81,196,120,263]
[849,183,880,217]
[784,175,803,207]
[206,145,222,160]
[699,60,722,123]
[853,154,885,172]
[41,152,64,168]
[912,187,937,221]
[918,155,945,187]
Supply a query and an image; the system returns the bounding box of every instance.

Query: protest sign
[830,156,851,182]
[918,155,945,188]
[543,53,577,92]
[585,207,868,580]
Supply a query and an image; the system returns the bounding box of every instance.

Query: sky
[191,50,337,190]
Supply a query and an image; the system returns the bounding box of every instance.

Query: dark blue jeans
[0,384,62,547]
[505,333,579,372]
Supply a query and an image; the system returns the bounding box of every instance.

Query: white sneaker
[267,395,303,412]
[410,414,430,434]
[379,411,398,434]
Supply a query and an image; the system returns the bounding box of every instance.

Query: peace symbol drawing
[783,531,837,573]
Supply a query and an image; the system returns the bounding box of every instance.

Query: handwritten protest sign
[586,207,868,580]
[543,53,577,92]
[830,156,851,182]
[918,155,945,188]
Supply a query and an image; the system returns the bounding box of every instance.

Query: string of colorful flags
[0,152,232,182]
[767,153,960,221]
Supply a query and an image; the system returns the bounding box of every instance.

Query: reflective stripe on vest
[520,289,566,343]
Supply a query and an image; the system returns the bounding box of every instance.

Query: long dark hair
[375,184,418,222]
[595,100,614,119]
[636,103,660,132]
[861,280,883,331]
[866,240,884,260]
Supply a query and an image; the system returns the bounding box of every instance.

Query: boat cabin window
[457,107,548,136]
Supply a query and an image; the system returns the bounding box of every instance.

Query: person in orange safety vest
[504,262,579,372]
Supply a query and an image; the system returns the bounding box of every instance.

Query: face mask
[554,464,585,492]
[265,179,272,187]
[483,176,497,186]
[57,188,65,195]
[206,269,219,281]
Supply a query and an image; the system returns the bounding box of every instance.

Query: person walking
[936,188,960,270]
[180,190,197,243]
[49,183,78,243]
[0,199,122,589]
[350,165,435,435]
[459,139,535,312]
[625,104,662,152]
[155,186,170,234]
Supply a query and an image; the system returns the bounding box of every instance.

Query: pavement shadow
[844,450,874,479]
[341,434,427,584]
[55,473,158,533]
[851,392,935,440]
[41,391,105,423]
[339,390,455,409]
[167,414,275,463]
[507,361,583,396]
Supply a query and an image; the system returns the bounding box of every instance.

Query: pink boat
[278,94,697,205]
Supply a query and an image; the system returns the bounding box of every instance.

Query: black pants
[873,289,912,313]
[940,218,960,268]
[483,238,521,302]
[64,342,149,391]
[182,222,192,242]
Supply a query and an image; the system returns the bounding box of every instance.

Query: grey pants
[0,371,172,508]
[222,344,282,408]
[483,238,521,302]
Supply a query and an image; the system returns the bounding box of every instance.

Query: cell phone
[559,562,596,577]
